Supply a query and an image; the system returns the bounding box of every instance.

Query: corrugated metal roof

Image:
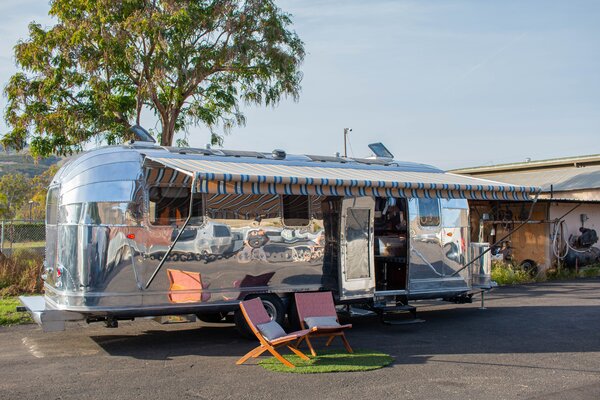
[461,164,600,192]
[451,154,600,174]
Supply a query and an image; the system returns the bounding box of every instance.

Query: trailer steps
[374,303,425,325]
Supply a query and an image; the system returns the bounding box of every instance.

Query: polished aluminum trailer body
[23,144,539,331]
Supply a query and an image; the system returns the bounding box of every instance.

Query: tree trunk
[159,114,174,146]
[160,108,180,147]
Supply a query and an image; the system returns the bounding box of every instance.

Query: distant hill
[0,151,61,178]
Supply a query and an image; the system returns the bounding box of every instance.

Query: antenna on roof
[343,128,352,157]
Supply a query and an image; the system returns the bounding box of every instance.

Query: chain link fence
[0,220,46,256]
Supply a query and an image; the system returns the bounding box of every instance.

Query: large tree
[3,0,304,157]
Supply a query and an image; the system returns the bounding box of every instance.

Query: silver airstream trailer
[20,141,539,332]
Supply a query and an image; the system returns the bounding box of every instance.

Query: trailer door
[408,198,445,292]
[339,197,376,300]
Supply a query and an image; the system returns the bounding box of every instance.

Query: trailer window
[82,202,142,226]
[206,194,280,225]
[46,187,59,225]
[418,199,440,227]
[149,186,203,226]
[58,204,82,224]
[282,195,310,226]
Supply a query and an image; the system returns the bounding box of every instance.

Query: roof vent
[272,149,286,160]
[368,142,394,160]
[129,125,156,143]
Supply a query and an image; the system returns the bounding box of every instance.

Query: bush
[4,222,46,243]
[545,263,600,280]
[0,249,44,296]
[580,265,600,278]
[491,261,536,286]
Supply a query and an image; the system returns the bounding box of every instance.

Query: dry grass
[0,249,44,296]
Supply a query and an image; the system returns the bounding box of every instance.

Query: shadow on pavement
[90,301,600,366]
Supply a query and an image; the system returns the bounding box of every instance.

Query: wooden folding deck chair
[236,297,316,368]
[294,291,353,356]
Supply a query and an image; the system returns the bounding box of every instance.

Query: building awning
[144,155,540,201]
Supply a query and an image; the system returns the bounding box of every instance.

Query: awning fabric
[145,156,540,201]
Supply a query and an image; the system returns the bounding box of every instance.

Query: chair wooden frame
[236,298,316,368]
[294,291,353,356]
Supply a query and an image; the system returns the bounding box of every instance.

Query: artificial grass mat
[258,349,393,373]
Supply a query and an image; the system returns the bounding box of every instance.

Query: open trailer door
[339,197,376,300]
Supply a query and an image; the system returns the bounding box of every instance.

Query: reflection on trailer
[20,141,539,332]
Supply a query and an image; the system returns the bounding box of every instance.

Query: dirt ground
[1,279,599,400]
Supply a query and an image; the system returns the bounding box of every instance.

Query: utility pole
[343,128,352,157]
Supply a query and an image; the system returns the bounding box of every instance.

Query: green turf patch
[258,349,393,373]
[0,297,32,326]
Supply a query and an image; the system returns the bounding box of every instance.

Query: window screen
[206,194,280,224]
[282,195,310,226]
[418,198,440,227]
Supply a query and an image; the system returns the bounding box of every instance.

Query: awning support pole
[145,175,198,289]
[554,202,582,222]
[451,191,541,277]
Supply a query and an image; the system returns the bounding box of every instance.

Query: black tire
[520,259,538,275]
[234,294,286,339]
[195,312,225,323]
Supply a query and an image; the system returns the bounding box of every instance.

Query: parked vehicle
[20,140,539,332]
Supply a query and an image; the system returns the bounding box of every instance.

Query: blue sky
[1,1,599,169]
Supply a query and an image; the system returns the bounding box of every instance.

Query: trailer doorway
[338,197,376,300]
[374,198,409,294]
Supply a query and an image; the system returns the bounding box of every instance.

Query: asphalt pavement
[1,279,599,400]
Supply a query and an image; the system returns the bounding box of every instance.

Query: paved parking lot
[1,279,599,400]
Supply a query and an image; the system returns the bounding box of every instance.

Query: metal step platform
[373,302,425,325]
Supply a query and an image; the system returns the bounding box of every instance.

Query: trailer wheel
[195,312,225,323]
[234,294,286,339]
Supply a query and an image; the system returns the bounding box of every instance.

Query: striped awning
[145,156,540,201]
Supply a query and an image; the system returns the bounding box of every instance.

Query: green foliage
[0,151,60,178]
[491,261,535,286]
[3,0,305,156]
[3,223,46,243]
[0,249,44,296]
[15,164,59,220]
[544,264,600,280]
[258,349,393,373]
[579,265,600,278]
[0,165,56,220]
[0,173,31,219]
[0,297,32,326]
